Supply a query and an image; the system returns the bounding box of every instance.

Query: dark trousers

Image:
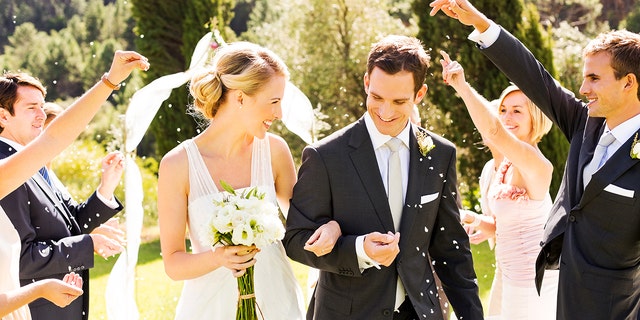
[393,298,419,320]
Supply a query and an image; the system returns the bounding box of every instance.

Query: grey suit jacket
[0,140,123,320]
[283,117,483,319]
[481,27,640,319]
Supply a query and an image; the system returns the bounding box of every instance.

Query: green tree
[620,2,640,32]
[130,0,234,157]
[413,0,565,207]
[243,0,417,160]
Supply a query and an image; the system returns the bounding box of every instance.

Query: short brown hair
[583,30,640,101]
[366,35,430,95]
[0,72,47,115]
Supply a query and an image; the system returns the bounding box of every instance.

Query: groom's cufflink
[420,192,439,204]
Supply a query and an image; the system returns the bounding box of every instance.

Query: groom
[284,35,483,320]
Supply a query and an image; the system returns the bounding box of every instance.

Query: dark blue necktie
[39,167,53,187]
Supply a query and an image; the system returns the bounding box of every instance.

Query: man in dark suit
[283,35,483,320]
[430,1,640,319]
[0,72,125,320]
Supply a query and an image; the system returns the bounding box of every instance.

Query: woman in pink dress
[441,51,559,319]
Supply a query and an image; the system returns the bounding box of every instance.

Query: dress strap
[183,139,218,203]
[251,136,277,206]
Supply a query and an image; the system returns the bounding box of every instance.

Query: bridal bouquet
[206,181,285,320]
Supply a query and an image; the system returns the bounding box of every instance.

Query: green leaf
[219,180,236,195]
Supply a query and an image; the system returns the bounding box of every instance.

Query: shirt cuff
[356,235,381,272]
[96,190,119,209]
[468,21,500,48]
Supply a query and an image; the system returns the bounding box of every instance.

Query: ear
[236,91,244,105]
[363,73,370,94]
[624,73,637,89]
[414,84,428,104]
[0,108,10,129]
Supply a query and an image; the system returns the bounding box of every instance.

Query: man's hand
[363,231,400,267]
[428,0,491,32]
[97,151,125,200]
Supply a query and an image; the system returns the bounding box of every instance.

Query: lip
[263,120,273,128]
[377,114,395,123]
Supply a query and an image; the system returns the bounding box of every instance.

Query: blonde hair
[189,42,289,119]
[497,85,552,144]
[43,102,65,127]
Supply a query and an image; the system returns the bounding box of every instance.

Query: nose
[273,103,282,120]
[378,101,395,119]
[579,80,589,96]
[36,106,46,120]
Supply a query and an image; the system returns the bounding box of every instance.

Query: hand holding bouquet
[206,181,285,320]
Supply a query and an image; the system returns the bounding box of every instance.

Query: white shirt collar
[0,136,24,152]
[606,113,640,144]
[363,112,411,150]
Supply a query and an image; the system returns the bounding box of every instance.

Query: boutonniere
[631,133,640,159]
[416,130,435,156]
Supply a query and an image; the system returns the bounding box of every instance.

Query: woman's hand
[213,245,259,277]
[304,220,342,257]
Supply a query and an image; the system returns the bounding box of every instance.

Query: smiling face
[364,67,426,137]
[240,74,286,139]
[0,85,46,145]
[498,91,534,143]
[580,52,633,125]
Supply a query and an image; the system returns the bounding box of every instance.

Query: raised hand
[103,50,150,87]
[40,272,84,308]
[428,0,490,31]
[97,151,125,200]
[212,245,259,278]
[440,50,468,89]
[304,220,342,257]
[363,231,401,267]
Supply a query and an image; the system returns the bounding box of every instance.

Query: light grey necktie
[583,132,616,188]
[386,138,403,230]
[385,137,405,310]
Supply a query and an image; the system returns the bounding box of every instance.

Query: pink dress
[482,159,558,320]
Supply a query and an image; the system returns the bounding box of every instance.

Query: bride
[158,41,338,319]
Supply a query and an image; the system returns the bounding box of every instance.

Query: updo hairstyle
[189,42,289,119]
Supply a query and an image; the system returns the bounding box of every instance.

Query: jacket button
[382,309,392,316]
[540,241,544,247]
[569,215,576,222]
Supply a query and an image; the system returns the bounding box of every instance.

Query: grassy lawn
[89,238,495,319]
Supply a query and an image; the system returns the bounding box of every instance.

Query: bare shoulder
[267,133,293,159]
[159,144,189,178]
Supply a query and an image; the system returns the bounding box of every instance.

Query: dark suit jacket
[283,117,483,320]
[0,140,123,320]
[481,27,640,319]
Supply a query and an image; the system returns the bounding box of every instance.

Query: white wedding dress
[174,137,304,320]
[0,206,31,320]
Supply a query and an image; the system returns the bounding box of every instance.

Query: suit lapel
[580,128,640,206]
[30,173,80,232]
[348,119,396,232]
[0,139,81,233]
[399,126,429,236]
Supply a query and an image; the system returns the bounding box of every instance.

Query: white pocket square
[603,184,635,198]
[420,192,439,204]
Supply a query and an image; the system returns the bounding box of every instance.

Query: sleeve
[479,26,587,140]
[1,183,95,280]
[64,191,123,233]
[282,146,361,276]
[427,146,484,319]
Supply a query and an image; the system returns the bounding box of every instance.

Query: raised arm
[0,51,149,198]
[440,50,552,199]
